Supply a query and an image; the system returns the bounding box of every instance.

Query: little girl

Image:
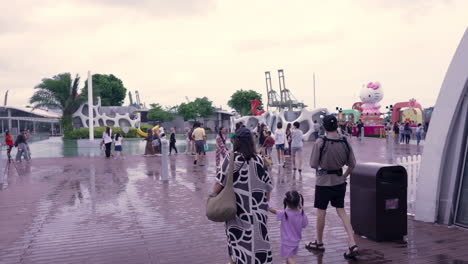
[114,133,125,160]
[269,191,308,264]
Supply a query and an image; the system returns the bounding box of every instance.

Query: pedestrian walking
[313,120,320,141]
[346,122,353,140]
[185,127,194,154]
[275,122,286,167]
[5,131,14,162]
[262,131,275,162]
[290,122,304,173]
[212,127,273,264]
[169,128,178,155]
[269,191,308,264]
[285,123,292,157]
[215,126,228,170]
[259,124,267,149]
[25,129,32,160]
[404,122,412,144]
[144,129,155,156]
[14,130,30,162]
[102,127,113,158]
[305,115,359,260]
[113,133,125,160]
[356,120,364,141]
[192,121,206,166]
[416,123,424,145]
[399,123,405,143]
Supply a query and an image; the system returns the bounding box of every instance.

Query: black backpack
[319,135,350,163]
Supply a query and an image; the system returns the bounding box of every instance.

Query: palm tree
[30,73,85,133]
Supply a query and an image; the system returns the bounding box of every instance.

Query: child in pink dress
[269,191,308,264]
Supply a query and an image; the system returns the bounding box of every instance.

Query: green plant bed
[65,127,138,139]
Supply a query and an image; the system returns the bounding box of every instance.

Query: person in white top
[275,122,286,167]
[290,122,304,172]
[114,133,125,160]
[102,127,113,158]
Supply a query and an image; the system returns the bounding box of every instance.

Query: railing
[396,155,422,215]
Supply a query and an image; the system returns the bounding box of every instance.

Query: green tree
[177,102,197,121]
[82,74,127,106]
[228,89,263,116]
[147,103,175,122]
[193,97,214,119]
[30,73,86,133]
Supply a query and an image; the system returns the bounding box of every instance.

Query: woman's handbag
[206,153,237,222]
[152,139,160,147]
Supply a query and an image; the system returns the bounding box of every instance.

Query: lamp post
[336,107,343,121]
[385,105,393,123]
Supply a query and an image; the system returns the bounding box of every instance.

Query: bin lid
[351,163,407,187]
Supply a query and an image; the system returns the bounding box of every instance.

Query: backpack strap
[318,136,328,163]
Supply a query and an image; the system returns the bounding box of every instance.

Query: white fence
[396,155,422,216]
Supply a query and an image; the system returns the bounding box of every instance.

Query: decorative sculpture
[359,82,384,115]
[250,99,265,116]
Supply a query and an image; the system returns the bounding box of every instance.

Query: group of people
[4,129,32,162]
[101,127,125,159]
[255,122,305,172]
[142,126,178,157]
[212,115,358,264]
[393,122,425,145]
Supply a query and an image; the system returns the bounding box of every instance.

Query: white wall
[415,28,468,223]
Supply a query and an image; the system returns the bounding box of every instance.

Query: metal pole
[313,73,316,109]
[88,71,94,140]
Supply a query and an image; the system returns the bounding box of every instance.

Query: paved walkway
[1,138,467,264]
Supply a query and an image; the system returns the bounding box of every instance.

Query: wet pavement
[1,137,467,263]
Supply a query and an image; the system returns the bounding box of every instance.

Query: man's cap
[323,115,338,131]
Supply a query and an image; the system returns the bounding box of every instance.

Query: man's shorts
[291,147,302,155]
[195,140,205,154]
[275,144,285,150]
[314,183,347,210]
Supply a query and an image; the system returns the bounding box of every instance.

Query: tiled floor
[1,137,466,264]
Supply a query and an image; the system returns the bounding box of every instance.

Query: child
[169,128,178,155]
[114,133,125,160]
[5,131,14,162]
[262,131,275,162]
[269,191,308,264]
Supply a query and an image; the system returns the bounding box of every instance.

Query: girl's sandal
[343,245,359,260]
[305,240,325,252]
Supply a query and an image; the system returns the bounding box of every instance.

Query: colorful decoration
[391,99,424,124]
[250,99,265,116]
[359,81,384,115]
[352,102,363,113]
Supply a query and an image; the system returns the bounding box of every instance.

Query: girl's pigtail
[300,193,304,216]
[283,198,288,220]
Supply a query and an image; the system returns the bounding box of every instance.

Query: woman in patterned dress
[215,127,229,171]
[213,127,274,264]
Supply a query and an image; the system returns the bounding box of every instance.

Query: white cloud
[0,0,467,113]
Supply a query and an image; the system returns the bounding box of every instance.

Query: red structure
[391,99,423,124]
[250,100,265,116]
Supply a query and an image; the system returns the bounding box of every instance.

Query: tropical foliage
[29,73,87,133]
[82,74,127,106]
[228,89,263,116]
[177,97,214,121]
[147,103,176,122]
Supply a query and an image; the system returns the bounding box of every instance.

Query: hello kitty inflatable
[359,82,384,115]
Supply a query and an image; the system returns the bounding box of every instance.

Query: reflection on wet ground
[1,138,467,263]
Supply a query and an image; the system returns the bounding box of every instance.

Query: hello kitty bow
[367,82,380,90]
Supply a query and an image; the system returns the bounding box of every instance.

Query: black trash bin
[350,162,407,242]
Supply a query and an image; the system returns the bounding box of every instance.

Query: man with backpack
[305,115,359,260]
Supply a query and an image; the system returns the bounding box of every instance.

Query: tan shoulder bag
[206,153,237,222]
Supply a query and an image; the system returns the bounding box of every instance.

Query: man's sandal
[305,241,325,252]
[343,245,359,259]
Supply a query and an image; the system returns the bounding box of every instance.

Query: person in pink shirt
[269,191,308,264]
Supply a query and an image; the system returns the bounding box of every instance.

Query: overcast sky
[1,0,467,112]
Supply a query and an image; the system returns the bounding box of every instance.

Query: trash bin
[350,162,407,242]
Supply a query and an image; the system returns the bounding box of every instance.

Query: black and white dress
[216,152,274,264]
